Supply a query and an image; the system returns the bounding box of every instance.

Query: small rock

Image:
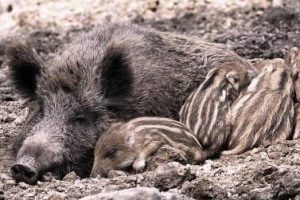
[146,0,160,12]
[250,147,264,155]
[259,152,268,159]
[37,181,44,186]
[254,165,278,181]
[136,174,144,185]
[1,113,16,123]
[267,152,282,160]
[5,180,15,186]
[19,182,29,189]
[80,187,188,200]
[291,154,300,165]
[245,156,255,162]
[47,192,66,200]
[154,162,196,191]
[181,179,227,199]
[14,114,27,125]
[1,174,10,180]
[63,172,77,181]
[107,170,128,178]
[55,187,65,192]
[146,146,187,171]
[212,168,224,176]
[202,160,212,173]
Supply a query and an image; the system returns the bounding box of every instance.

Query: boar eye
[103,149,117,159]
[71,109,98,124]
[72,114,88,124]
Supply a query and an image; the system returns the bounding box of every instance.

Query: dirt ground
[0,0,300,199]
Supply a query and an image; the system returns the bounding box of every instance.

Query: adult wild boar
[8,24,253,184]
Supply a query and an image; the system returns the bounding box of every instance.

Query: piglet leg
[132,141,164,172]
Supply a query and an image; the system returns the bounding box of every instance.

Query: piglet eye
[104,149,117,159]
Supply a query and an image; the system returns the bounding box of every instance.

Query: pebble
[135,174,144,185]
[19,182,29,189]
[107,170,128,179]
[5,180,15,186]
[63,172,77,181]
[47,192,67,200]
[245,156,255,162]
[55,187,65,192]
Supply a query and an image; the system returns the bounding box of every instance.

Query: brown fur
[285,47,300,140]
[293,103,300,140]
[91,117,204,177]
[223,59,295,155]
[179,63,255,158]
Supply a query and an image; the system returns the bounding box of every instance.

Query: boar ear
[6,43,41,97]
[99,44,133,98]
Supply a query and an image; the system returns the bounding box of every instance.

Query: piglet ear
[125,134,135,147]
[226,71,240,91]
[99,43,133,98]
[6,43,41,98]
[284,47,299,66]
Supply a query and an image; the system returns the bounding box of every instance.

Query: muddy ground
[0,0,300,199]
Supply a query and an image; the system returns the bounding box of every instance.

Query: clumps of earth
[0,0,300,199]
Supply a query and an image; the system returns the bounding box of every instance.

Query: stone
[63,172,78,181]
[154,162,196,191]
[80,187,191,200]
[107,170,128,179]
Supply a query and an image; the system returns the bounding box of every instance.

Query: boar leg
[132,141,164,172]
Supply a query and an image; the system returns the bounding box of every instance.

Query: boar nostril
[11,164,38,184]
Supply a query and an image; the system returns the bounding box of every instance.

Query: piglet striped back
[129,117,201,148]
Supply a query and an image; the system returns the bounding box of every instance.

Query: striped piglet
[285,47,300,140]
[223,59,295,155]
[179,62,255,158]
[90,117,204,177]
